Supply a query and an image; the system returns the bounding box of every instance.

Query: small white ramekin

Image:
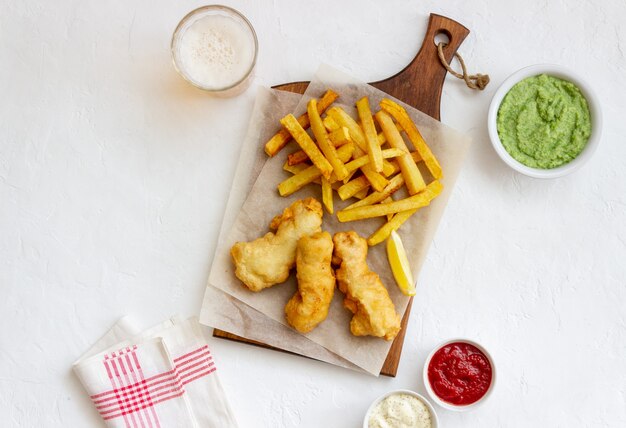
[487,64,602,178]
[363,389,439,428]
[423,338,496,412]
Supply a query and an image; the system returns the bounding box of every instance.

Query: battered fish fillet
[231,198,323,292]
[285,232,335,333]
[333,231,401,341]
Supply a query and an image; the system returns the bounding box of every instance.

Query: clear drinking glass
[171,5,258,97]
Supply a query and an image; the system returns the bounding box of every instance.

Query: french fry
[308,99,349,180]
[265,89,338,156]
[375,110,426,195]
[280,114,333,180]
[327,107,388,191]
[380,98,442,179]
[334,143,354,163]
[382,148,408,158]
[323,115,340,132]
[354,188,369,200]
[411,151,422,162]
[376,122,404,146]
[382,160,397,177]
[385,160,400,177]
[344,148,407,174]
[380,152,420,177]
[337,180,442,222]
[283,161,309,175]
[329,127,351,146]
[351,143,388,191]
[382,197,394,221]
[278,165,321,197]
[344,174,405,210]
[277,143,353,196]
[344,143,388,191]
[367,209,418,246]
[359,159,388,192]
[328,171,343,184]
[356,97,383,172]
[321,177,333,214]
[288,127,352,166]
[327,107,368,152]
[287,150,310,166]
[337,176,370,200]
[343,170,357,184]
[377,132,386,146]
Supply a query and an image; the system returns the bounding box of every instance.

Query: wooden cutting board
[214,13,470,377]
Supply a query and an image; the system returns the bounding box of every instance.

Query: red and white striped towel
[74,316,238,428]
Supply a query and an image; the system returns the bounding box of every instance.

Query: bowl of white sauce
[171,5,258,96]
[364,389,438,428]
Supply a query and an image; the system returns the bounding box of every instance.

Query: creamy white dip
[368,393,432,428]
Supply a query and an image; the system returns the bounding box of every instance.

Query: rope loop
[437,42,490,90]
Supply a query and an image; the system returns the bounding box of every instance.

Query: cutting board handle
[372,13,470,120]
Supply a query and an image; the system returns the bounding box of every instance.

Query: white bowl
[363,389,439,428]
[423,338,495,412]
[487,64,602,178]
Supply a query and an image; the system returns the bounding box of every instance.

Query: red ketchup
[427,342,492,405]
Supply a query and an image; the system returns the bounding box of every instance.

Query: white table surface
[2,0,625,426]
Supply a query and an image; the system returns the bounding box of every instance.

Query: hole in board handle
[433,30,451,47]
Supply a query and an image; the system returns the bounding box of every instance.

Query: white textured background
[1,0,625,427]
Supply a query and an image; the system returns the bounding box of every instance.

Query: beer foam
[177,14,255,90]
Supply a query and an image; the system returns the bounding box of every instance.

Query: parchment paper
[206,65,472,375]
[200,87,362,372]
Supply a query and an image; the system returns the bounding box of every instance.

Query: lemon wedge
[386,230,416,296]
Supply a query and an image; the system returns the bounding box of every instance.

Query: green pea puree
[497,74,591,169]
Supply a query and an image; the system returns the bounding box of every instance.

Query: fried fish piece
[332,231,401,340]
[231,198,323,292]
[285,232,335,333]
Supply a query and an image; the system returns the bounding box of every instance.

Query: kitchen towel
[73,316,238,428]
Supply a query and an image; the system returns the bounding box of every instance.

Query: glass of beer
[171,5,258,97]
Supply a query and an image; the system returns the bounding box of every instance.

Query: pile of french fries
[265,89,443,246]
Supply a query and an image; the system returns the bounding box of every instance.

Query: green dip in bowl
[496,74,592,169]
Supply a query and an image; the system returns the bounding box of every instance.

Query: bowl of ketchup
[423,339,495,411]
